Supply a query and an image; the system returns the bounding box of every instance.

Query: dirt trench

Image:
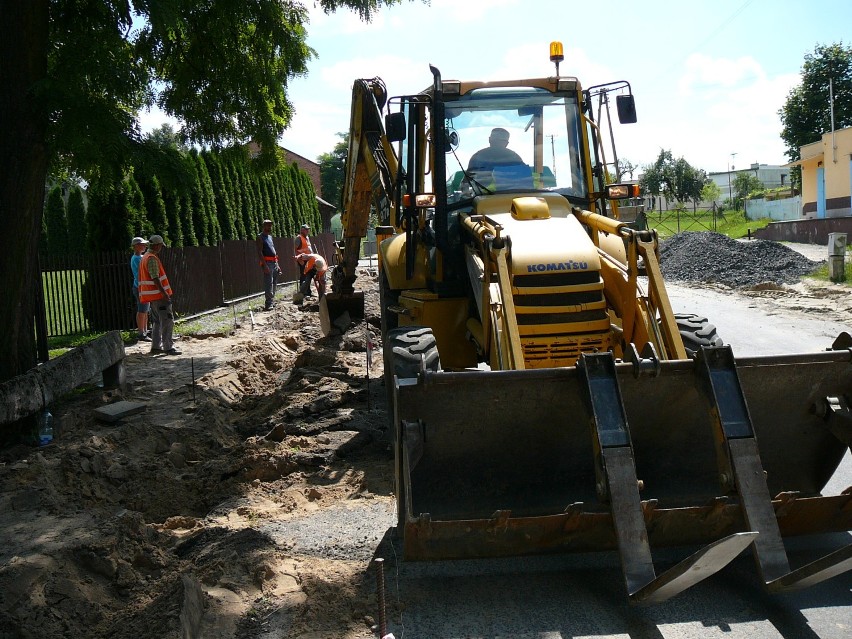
[0,271,393,639]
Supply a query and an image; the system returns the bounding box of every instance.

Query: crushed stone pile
[659,231,823,288]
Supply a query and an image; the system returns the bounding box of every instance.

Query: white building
[706,163,791,206]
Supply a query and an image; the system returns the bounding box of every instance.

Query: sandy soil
[0,249,849,639]
[0,271,392,639]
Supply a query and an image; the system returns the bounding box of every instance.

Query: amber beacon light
[550,41,564,75]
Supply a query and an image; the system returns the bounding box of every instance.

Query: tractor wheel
[386,326,441,379]
[384,326,440,535]
[675,313,724,358]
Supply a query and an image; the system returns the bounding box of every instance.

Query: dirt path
[0,271,393,638]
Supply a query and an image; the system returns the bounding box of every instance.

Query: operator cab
[442,86,588,203]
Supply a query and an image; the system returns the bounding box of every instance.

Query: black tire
[675,313,724,358]
[384,326,440,536]
[386,326,441,378]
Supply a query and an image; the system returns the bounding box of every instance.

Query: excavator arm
[320,78,400,334]
[335,78,400,295]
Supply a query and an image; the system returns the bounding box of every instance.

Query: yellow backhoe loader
[323,43,852,605]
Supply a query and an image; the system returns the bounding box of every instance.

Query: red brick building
[247,143,336,232]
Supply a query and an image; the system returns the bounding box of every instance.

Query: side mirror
[445,129,459,152]
[385,112,406,142]
[616,94,637,124]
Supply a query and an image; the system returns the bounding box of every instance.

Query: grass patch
[47,330,147,358]
[716,212,772,239]
[805,251,852,286]
[42,268,89,336]
[175,321,204,336]
[645,208,771,240]
[47,331,103,352]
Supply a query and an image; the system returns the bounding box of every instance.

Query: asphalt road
[375,261,852,639]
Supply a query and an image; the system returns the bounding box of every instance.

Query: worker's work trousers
[150,300,174,351]
[263,264,280,308]
[299,267,317,296]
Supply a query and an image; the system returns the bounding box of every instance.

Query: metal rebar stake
[375,558,387,637]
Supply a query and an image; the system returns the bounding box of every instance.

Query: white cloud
[282,52,429,160]
[485,43,614,84]
[617,54,802,172]
[281,98,350,162]
[678,53,764,95]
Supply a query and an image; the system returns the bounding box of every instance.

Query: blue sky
[141,0,852,176]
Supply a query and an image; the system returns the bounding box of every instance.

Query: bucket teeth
[697,345,852,592]
[579,352,755,604]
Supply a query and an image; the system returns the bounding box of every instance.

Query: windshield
[443,87,587,200]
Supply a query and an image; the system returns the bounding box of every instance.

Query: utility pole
[547,134,557,171]
[728,152,737,206]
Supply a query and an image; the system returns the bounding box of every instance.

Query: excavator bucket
[391,343,852,603]
[320,292,365,335]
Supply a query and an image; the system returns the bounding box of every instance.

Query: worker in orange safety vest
[138,234,180,355]
[293,253,327,303]
[294,223,314,295]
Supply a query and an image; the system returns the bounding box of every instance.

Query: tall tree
[0,1,408,389]
[180,192,197,246]
[732,173,763,210]
[86,176,135,252]
[163,187,184,247]
[66,184,87,250]
[44,185,68,256]
[617,158,638,181]
[640,149,707,207]
[318,132,348,208]
[780,42,852,166]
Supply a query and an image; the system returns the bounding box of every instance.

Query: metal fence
[39,233,336,338]
[644,205,722,237]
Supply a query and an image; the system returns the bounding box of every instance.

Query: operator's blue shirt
[130,254,142,288]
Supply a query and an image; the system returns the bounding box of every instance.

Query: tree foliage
[700,180,722,205]
[733,173,763,209]
[639,150,708,206]
[66,185,87,250]
[617,158,638,181]
[318,132,349,208]
[779,42,852,163]
[44,185,68,256]
[1,0,410,387]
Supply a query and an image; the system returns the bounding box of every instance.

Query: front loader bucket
[392,345,852,602]
[320,292,365,335]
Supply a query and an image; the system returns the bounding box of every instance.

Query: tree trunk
[0,1,49,384]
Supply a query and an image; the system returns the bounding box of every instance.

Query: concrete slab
[93,401,147,423]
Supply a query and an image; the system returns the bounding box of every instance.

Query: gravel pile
[658,231,823,288]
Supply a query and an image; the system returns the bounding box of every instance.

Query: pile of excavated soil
[659,231,824,288]
[0,268,390,639]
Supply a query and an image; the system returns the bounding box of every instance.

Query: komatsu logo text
[527,260,588,272]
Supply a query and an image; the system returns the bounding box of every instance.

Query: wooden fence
[38,233,335,338]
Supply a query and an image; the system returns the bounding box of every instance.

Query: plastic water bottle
[38,410,53,446]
